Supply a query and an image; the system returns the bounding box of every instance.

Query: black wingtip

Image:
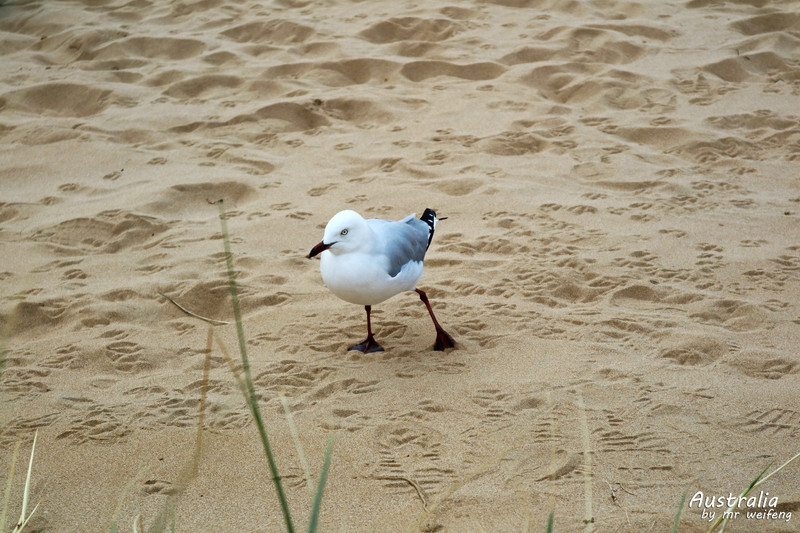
[420,208,439,250]
[421,208,437,227]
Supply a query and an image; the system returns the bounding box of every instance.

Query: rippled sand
[1,0,799,531]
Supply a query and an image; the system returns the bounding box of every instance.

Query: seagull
[308,209,456,353]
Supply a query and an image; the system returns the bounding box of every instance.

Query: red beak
[308,241,332,259]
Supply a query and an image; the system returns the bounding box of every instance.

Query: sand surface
[2,0,800,531]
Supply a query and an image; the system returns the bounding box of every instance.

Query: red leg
[415,289,455,351]
[349,305,384,353]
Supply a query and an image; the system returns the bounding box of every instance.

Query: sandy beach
[1,0,799,531]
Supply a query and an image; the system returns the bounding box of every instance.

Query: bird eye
[340,229,348,236]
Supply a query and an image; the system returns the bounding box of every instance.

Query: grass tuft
[704,451,800,533]
[670,451,800,533]
[4,430,40,533]
[212,199,332,533]
[213,198,296,532]
[672,492,686,533]
[307,434,334,533]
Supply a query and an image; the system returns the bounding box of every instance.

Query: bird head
[308,210,368,258]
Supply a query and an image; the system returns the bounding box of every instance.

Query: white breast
[320,250,423,306]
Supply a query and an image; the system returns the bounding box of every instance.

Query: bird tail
[420,208,444,250]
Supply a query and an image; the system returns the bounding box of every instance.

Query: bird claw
[348,336,385,353]
[433,328,456,351]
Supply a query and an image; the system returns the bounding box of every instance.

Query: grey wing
[370,217,430,277]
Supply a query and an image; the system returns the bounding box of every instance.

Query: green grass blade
[750,452,800,487]
[745,461,773,493]
[545,510,554,533]
[214,199,295,533]
[672,492,686,533]
[717,461,772,532]
[214,204,254,389]
[307,434,334,533]
[705,454,800,533]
